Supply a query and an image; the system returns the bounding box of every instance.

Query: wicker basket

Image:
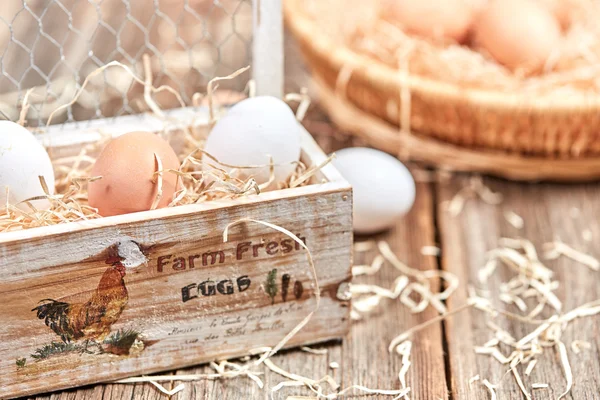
[284,0,600,181]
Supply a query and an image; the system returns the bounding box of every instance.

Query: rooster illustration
[32,241,143,352]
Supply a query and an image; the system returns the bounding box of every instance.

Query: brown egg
[386,0,477,43]
[474,0,562,72]
[540,0,572,30]
[88,131,181,217]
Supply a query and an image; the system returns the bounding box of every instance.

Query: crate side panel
[0,188,352,398]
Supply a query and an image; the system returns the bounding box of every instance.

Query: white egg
[0,121,55,210]
[333,148,415,234]
[203,96,301,184]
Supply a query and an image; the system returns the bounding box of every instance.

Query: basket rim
[284,0,600,112]
[313,75,600,182]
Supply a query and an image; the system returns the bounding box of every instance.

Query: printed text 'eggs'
[203,96,301,184]
[333,148,415,234]
[0,121,55,211]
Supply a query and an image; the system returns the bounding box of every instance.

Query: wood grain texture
[438,175,600,400]
[340,180,449,400]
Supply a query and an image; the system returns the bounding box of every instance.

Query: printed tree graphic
[281,273,291,302]
[265,269,278,305]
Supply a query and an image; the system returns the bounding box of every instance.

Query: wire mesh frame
[0,0,261,127]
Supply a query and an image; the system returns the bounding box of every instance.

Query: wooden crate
[0,110,353,398]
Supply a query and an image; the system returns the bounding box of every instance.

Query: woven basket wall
[284,0,600,181]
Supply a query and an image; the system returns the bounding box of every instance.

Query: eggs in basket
[385,0,577,73]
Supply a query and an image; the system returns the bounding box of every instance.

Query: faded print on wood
[25,236,307,361]
[0,191,352,398]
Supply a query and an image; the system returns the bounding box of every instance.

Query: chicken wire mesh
[0,0,253,126]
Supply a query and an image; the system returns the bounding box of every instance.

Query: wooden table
[28,38,600,400]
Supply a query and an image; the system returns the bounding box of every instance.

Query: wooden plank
[339,179,449,400]
[438,175,600,399]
